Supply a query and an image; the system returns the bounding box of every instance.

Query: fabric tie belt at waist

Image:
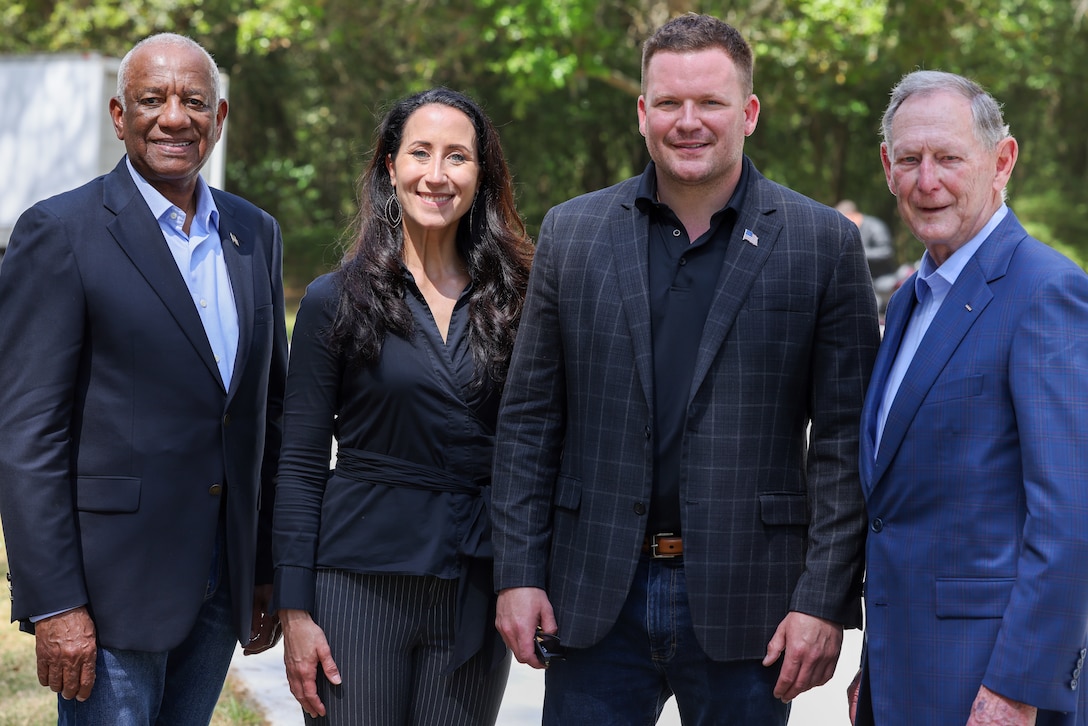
[334,447,485,496]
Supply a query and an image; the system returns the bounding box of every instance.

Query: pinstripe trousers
[305,569,511,725]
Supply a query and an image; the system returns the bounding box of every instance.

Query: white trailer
[0,52,227,267]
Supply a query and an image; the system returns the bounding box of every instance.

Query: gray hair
[115,33,221,110]
[881,70,1009,152]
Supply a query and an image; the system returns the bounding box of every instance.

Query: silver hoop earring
[384,192,402,228]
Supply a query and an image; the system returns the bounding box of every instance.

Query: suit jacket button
[1071,678,1079,690]
[209,483,223,496]
[223,413,232,426]
[870,517,884,533]
[633,502,646,516]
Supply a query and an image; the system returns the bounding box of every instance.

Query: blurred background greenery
[4,0,1087,292]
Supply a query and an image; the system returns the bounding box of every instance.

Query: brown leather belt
[642,533,683,558]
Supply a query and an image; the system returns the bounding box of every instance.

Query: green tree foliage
[4,0,1086,284]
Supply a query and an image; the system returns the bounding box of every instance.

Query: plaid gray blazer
[492,162,879,660]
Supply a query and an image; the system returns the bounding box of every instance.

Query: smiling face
[637,48,759,204]
[109,40,226,207]
[881,90,1017,265]
[386,104,480,240]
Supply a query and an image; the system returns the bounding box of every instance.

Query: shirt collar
[125,156,220,231]
[914,203,1008,301]
[634,156,751,220]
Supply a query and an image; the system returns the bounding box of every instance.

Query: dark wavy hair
[328,87,533,385]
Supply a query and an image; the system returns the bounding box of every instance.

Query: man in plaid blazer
[852,71,1088,726]
[492,14,880,724]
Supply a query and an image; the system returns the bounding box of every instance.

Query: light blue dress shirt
[875,204,1009,453]
[127,159,239,389]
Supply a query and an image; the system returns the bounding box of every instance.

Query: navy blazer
[0,158,288,651]
[858,211,1088,724]
[492,162,880,660]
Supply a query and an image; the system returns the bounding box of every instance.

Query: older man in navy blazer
[851,71,1088,726]
[0,33,287,724]
[492,13,880,725]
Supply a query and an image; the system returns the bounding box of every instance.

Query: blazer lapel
[871,260,994,485]
[103,163,224,388]
[214,195,255,401]
[688,182,777,402]
[860,280,916,493]
[611,198,656,409]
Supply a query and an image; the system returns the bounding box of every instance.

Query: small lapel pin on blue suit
[742,228,759,247]
[229,232,239,247]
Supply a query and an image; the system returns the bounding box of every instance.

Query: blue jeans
[58,537,238,725]
[543,556,789,726]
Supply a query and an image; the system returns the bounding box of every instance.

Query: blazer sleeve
[983,262,1088,711]
[790,216,879,627]
[492,206,569,592]
[0,203,90,621]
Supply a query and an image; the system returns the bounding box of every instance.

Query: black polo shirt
[634,158,751,537]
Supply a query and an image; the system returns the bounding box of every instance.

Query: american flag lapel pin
[742,228,759,247]
[229,232,240,247]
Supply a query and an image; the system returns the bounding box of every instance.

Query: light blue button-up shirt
[127,159,239,389]
[875,204,1009,453]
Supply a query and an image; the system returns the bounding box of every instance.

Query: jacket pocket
[926,373,984,403]
[553,474,582,511]
[75,476,141,513]
[759,492,809,526]
[935,577,1014,618]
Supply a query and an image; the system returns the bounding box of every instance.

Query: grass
[211,679,267,726]
[0,535,267,726]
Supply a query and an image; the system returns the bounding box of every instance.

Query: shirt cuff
[272,565,317,613]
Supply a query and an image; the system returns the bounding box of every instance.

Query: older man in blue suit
[0,33,287,724]
[852,70,1088,726]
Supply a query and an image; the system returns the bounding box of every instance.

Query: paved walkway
[229,629,861,725]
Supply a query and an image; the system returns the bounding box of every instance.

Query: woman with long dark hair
[273,87,533,725]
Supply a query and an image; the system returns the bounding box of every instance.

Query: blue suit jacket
[493,162,880,659]
[0,158,288,651]
[858,211,1088,724]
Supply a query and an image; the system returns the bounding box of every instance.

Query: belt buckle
[650,532,678,559]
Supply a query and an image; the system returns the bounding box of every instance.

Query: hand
[966,685,1037,726]
[35,606,97,701]
[244,584,282,655]
[495,587,556,669]
[847,668,862,724]
[762,611,843,702]
[280,609,341,719]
